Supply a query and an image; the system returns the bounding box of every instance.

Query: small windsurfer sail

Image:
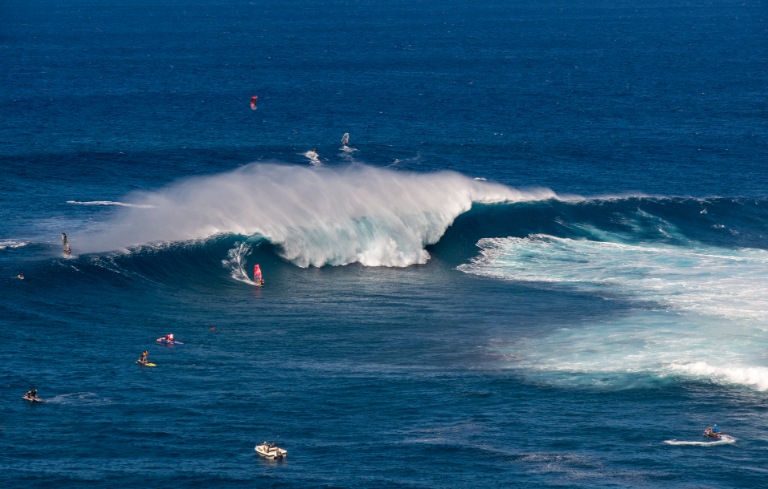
[61,233,71,255]
[341,132,349,146]
[254,264,264,286]
[250,95,258,110]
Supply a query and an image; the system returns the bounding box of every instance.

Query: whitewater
[81,163,557,266]
[2,0,767,487]
[51,162,768,397]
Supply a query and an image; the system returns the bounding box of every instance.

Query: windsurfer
[61,233,71,255]
[254,264,264,286]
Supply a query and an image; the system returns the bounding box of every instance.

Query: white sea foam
[666,361,768,392]
[0,240,29,250]
[663,437,735,446]
[44,392,110,406]
[460,234,768,322]
[460,232,768,391]
[222,242,258,285]
[67,200,154,208]
[304,150,322,166]
[83,163,556,266]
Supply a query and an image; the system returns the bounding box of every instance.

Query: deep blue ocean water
[2,1,767,487]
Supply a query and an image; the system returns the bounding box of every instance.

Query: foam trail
[340,145,358,163]
[83,163,557,266]
[44,392,110,406]
[222,242,257,284]
[664,437,736,446]
[304,150,322,166]
[0,240,29,250]
[67,200,155,208]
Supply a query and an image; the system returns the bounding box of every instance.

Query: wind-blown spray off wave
[83,163,556,267]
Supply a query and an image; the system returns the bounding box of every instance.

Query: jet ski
[704,427,733,441]
[157,334,183,345]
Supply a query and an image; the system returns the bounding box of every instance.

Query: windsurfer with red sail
[254,264,264,286]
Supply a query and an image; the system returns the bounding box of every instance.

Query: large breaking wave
[21,162,768,391]
[81,163,556,266]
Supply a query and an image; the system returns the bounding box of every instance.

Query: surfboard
[22,395,44,403]
[136,361,156,367]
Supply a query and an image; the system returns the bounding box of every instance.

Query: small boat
[255,442,287,460]
[22,394,44,403]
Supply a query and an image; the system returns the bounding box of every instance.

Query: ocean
[2,0,767,487]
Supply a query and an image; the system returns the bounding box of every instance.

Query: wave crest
[84,163,556,267]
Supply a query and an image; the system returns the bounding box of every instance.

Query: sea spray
[83,163,556,267]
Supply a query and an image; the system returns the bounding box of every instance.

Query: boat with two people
[23,388,44,403]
